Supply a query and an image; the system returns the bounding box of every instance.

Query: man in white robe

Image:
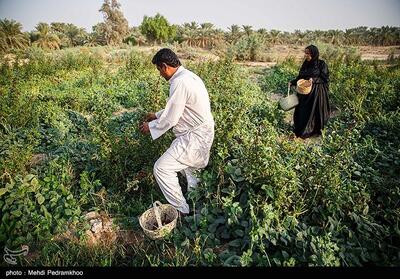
[139,48,214,215]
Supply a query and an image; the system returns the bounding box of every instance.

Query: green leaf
[36,194,45,205]
[65,209,72,216]
[234,229,244,237]
[282,251,289,259]
[240,220,249,227]
[221,229,230,239]
[261,184,274,199]
[224,255,241,266]
[234,168,242,176]
[228,239,241,248]
[362,205,369,215]
[31,178,39,189]
[215,217,226,224]
[24,174,35,182]
[0,188,8,196]
[233,176,245,182]
[180,238,190,248]
[11,209,22,217]
[206,214,215,223]
[273,258,281,266]
[75,208,81,215]
[218,250,231,261]
[208,223,219,233]
[2,212,9,221]
[221,188,232,194]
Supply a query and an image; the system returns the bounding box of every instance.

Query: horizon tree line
[1,0,399,54]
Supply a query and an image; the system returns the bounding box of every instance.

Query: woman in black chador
[289,45,330,139]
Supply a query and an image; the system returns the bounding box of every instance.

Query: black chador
[291,45,330,138]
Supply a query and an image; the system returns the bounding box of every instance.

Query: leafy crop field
[0,45,399,266]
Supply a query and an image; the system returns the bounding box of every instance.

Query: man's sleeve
[148,81,187,140]
[155,109,164,119]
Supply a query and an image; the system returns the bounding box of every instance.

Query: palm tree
[198,22,214,48]
[257,28,267,35]
[211,29,225,47]
[65,24,87,46]
[242,25,253,36]
[180,22,198,47]
[0,19,29,52]
[293,29,308,45]
[280,31,291,44]
[327,29,345,45]
[313,29,325,42]
[377,26,398,46]
[189,21,198,30]
[227,24,241,43]
[344,29,356,45]
[182,29,197,47]
[268,29,282,44]
[33,22,61,50]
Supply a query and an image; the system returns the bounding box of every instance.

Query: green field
[1,45,399,266]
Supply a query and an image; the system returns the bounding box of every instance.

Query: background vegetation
[0,0,399,267]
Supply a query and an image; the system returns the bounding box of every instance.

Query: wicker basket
[296,79,312,95]
[139,201,178,240]
[279,84,299,111]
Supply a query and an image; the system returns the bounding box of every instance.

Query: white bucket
[279,84,299,111]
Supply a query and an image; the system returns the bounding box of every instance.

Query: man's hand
[144,113,157,122]
[139,122,150,134]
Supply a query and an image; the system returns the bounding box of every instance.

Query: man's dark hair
[152,48,181,68]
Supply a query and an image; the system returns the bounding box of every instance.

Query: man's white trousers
[153,151,200,214]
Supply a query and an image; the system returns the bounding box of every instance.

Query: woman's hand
[303,80,312,87]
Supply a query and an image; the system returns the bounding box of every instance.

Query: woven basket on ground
[139,201,178,240]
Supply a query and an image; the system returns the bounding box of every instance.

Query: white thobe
[148,66,214,213]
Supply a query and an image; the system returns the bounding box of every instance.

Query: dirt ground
[358,45,400,60]
[256,45,400,63]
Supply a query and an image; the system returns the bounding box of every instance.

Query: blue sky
[0,0,399,32]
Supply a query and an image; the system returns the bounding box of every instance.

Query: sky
[0,0,399,32]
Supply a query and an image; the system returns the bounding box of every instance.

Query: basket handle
[153,201,163,229]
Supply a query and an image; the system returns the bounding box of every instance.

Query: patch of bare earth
[359,46,400,60]
[50,211,146,249]
[82,211,119,247]
[237,61,277,68]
